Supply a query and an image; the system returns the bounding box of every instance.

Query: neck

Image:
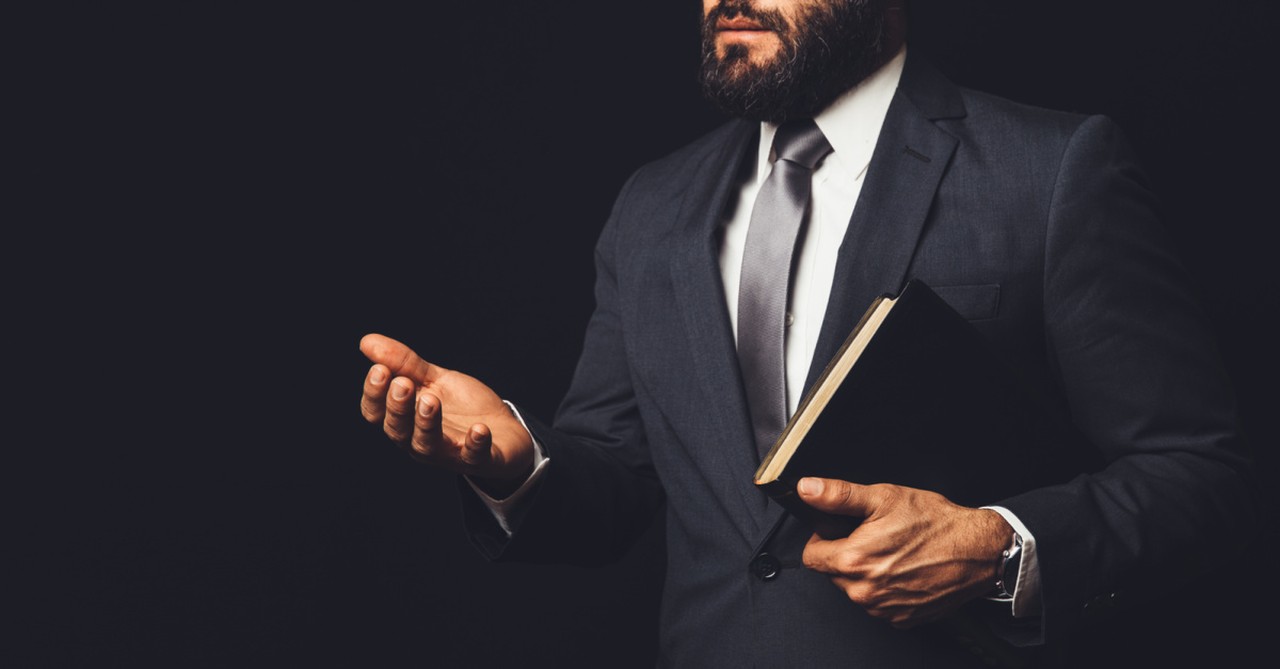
[871,0,908,78]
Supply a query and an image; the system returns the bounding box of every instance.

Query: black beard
[699,0,889,123]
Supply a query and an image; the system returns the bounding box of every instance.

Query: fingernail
[391,383,409,400]
[418,396,433,416]
[798,478,822,496]
[370,368,385,384]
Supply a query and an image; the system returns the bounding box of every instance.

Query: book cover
[754,279,1081,524]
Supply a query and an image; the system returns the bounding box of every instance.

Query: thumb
[796,477,884,517]
[360,333,445,383]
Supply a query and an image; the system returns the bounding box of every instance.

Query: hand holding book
[795,476,1013,629]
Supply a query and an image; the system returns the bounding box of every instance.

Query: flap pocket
[930,283,1001,321]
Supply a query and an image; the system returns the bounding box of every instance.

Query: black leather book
[754,279,1081,532]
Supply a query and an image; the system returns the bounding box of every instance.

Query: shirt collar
[756,44,907,184]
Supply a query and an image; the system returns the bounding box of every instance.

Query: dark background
[15,1,1278,667]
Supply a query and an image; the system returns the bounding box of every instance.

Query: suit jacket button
[750,553,781,581]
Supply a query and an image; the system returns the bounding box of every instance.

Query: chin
[718,38,782,64]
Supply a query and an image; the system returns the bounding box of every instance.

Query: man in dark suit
[358,1,1255,666]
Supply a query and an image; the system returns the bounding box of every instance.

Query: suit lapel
[803,54,965,395]
[669,120,777,536]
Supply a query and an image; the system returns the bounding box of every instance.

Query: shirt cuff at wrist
[463,401,549,536]
[982,505,1042,619]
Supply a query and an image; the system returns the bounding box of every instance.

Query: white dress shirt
[469,44,1042,622]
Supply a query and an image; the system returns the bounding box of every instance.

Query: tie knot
[772,119,832,169]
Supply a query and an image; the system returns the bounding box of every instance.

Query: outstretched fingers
[358,333,532,478]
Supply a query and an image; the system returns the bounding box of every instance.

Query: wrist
[467,400,541,499]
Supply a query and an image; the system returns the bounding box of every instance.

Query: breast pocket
[929,283,1001,321]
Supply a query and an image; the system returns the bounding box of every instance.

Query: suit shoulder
[621,119,754,196]
[951,86,1096,150]
[934,84,1141,191]
[595,118,750,249]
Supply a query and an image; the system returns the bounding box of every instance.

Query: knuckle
[383,423,408,444]
[385,398,411,417]
[868,608,892,623]
[360,397,385,422]
[833,481,855,506]
[863,595,891,618]
[834,483,855,506]
[458,445,482,466]
[843,582,870,604]
[871,483,901,506]
[410,432,433,456]
[395,348,415,375]
[861,560,888,584]
[838,550,864,575]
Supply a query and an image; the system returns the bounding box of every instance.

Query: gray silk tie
[737,119,833,459]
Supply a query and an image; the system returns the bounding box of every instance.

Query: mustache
[703,0,789,34]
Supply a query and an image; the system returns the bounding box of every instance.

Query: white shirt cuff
[463,401,549,536]
[982,505,1042,619]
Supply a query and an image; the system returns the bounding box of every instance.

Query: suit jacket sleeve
[457,171,666,565]
[996,116,1258,643]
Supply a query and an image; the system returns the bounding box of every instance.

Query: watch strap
[993,532,1024,599]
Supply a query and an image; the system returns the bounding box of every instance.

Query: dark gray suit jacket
[460,52,1256,668]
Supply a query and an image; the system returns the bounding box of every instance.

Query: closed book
[753,278,1080,669]
[754,279,1080,529]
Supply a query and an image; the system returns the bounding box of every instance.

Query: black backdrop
[15,1,1278,667]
